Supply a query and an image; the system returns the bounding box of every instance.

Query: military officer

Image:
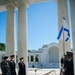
[1,56,11,75]
[64,55,69,75]
[9,55,16,75]
[65,52,74,75]
[18,57,26,75]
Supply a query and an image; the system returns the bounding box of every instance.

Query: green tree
[0,43,5,51]
[28,50,31,52]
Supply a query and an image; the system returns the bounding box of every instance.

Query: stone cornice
[0,0,48,12]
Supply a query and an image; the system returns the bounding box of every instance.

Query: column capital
[6,3,16,10]
[17,0,30,8]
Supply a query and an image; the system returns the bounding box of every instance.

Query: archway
[49,46,59,63]
[31,56,34,62]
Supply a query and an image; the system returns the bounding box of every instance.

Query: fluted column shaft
[18,3,28,75]
[6,5,16,56]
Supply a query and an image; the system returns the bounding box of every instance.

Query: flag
[57,17,70,41]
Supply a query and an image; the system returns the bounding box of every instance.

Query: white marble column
[28,56,29,62]
[58,0,70,67]
[70,0,75,74]
[39,54,41,63]
[18,3,28,75]
[38,55,39,63]
[34,55,35,63]
[29,56,31,63]
[6,5,16,56]
[28,55,31,63]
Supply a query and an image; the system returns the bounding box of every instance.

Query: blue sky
[0,0,72,50]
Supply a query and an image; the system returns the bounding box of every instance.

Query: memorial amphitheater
[0,43,60,68]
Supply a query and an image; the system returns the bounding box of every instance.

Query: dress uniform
[18,57,26,75]
[1,56,11,75]
[9,55,16,75]
[65,52,74,75]
[64,55,69,75]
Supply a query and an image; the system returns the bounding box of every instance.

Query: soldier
[1,56,11,75]
[64,55,69,75]
[9,55,16,75]
[60,57,64,75]
[65,52,74,75]
[18,57,26,75]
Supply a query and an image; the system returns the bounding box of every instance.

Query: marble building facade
[0,43,59,68]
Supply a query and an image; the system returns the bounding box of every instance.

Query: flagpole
[63,27,65,55]
[62,11,65,56]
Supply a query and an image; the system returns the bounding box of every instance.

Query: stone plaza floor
[0,68,60,75]
[28,68,60,75]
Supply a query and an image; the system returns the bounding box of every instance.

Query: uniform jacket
[1,61,11,75]
[18,62,26,75]
[66,58,74,75]
[9,60,16,75]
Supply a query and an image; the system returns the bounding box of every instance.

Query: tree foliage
[28,50,31,52]
[0,43,5,51]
